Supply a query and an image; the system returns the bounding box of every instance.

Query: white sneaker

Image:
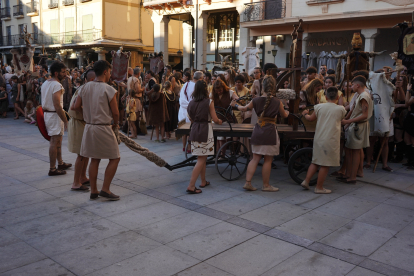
[301,180,310,190]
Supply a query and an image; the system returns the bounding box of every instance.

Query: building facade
[0,0,184,69]
[240,0,413,72]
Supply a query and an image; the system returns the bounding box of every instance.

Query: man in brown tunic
[73,60,121,201]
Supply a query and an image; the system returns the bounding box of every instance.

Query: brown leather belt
[43,110,56,113]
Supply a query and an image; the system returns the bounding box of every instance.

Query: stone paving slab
[1,116,414,275]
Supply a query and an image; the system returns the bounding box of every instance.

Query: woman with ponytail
[231,75,289,191]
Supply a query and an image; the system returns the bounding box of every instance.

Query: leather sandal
[262,185,279,192]
[382,167,393,172]
[99,190,120,201]
[186,187,202,194]
[71,185,90,191]
[58,162,72,170]
[48,168,66,176]
[200,181,210,188]
[243,181,257,191]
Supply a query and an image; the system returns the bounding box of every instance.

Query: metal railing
[243,0,286,22]
[26,1,38,14]
[0,30,101,47]
[13,4,24,16]
[48,0,58,8]
[0,7,11,18]
[63,0,74,5]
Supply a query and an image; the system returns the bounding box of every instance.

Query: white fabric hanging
[317,51,327,72]
[301,52,308,69]
[307,52,317,68]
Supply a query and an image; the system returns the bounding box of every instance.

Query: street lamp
[271,47,278,58]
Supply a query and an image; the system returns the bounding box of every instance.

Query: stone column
[2,54,7,65]
[152,13,170,65]
[182,22,192,70]
[95,49,107,61]
[76,51,85,68]
[238,27,254,72]
[192,11,208,70]
[361,28,378,71]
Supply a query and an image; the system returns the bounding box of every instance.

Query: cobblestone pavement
[1,114,414,276]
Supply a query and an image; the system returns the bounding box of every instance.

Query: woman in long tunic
[233,75,250,123]
[0,85,8,118]
[302,87,346,194]
[231,75,289,192]
[147,84,169,142]
[163,81,178,138]
[186,80,222,194]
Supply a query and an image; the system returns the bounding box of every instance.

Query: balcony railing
[0,7,11,19]
[48,0,58,8]
[63,0,74,5]
[13,4,24,17]
[0,29,102,47]
[26,1,38,15]
[243,0,286,22]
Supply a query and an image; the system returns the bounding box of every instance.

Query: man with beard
[41,61,72,176]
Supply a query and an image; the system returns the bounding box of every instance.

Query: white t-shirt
[178,81,196,122]
[41,80,64,111]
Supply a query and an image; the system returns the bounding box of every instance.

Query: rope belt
[258,117,277,127]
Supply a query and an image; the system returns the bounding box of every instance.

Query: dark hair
[352,76,367,87]
[75,77,82,84]
[41,64,48,72]
[235,74,245,83]
[183,71,191,80]
[93,60,112,77]
[352,70,369,79]
[306,67,317,74]
[11,75,18,80]
[146,70,155,77]
[192,80,208,102]
[204,72,212,81]
[212,79,230,103]
[85,69,95,81]
[263,63,277,74]
[164,81,172,90]
[324,76,336,86]
[217,74,227,86]
[153,83,161,93]
[133,68,140,75]
[326,87,339,101]
[165,65,172,71]
[327,69,335,75]
[50,61,66,77]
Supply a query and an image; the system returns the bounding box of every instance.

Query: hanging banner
[111,50,131,82]
[10,47,34,74]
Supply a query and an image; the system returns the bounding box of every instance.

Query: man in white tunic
[178,71,203,151]
[41,61,72,176]
[73,60,120,201]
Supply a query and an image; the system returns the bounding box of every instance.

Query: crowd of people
[1,59,413,200]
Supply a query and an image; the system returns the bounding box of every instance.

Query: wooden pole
[373,132,388,173]
[292,20,303,131]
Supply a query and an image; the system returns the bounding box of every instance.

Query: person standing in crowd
[301,66,318,88]
[161,65,172,86]
[163,81,178,139]
[61,70,72,111]
[231,75,289,191]
[41,61,72,176]
[391,76,409,163]
[233,75,250,123]
[183,71,191,83]
[128,67,144,134]
[318,64,328,79]
[0,84,8,118]
[68,69,96,192]
[179,71,202,152]
[147,84,169,142]
[204,72,212,95]
[300,78,324,109]
[186,80,222,194]
[73,60,120,201]
[251,64,278,97]
[211,74,217,87]
[10,76,25,119]
[338,76,373,184]
[317,76,344,105]
[301,87,346,194]
[250,67,262,97]
[127,90,138,139]
[224,69,236,89]
[404,83,414,170]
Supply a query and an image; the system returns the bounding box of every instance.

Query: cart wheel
[288,147,317,186]
[216,141,250,181]
[184,140,194,162]
[283,143,300,164]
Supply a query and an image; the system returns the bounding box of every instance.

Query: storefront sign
[307,37,350,47]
